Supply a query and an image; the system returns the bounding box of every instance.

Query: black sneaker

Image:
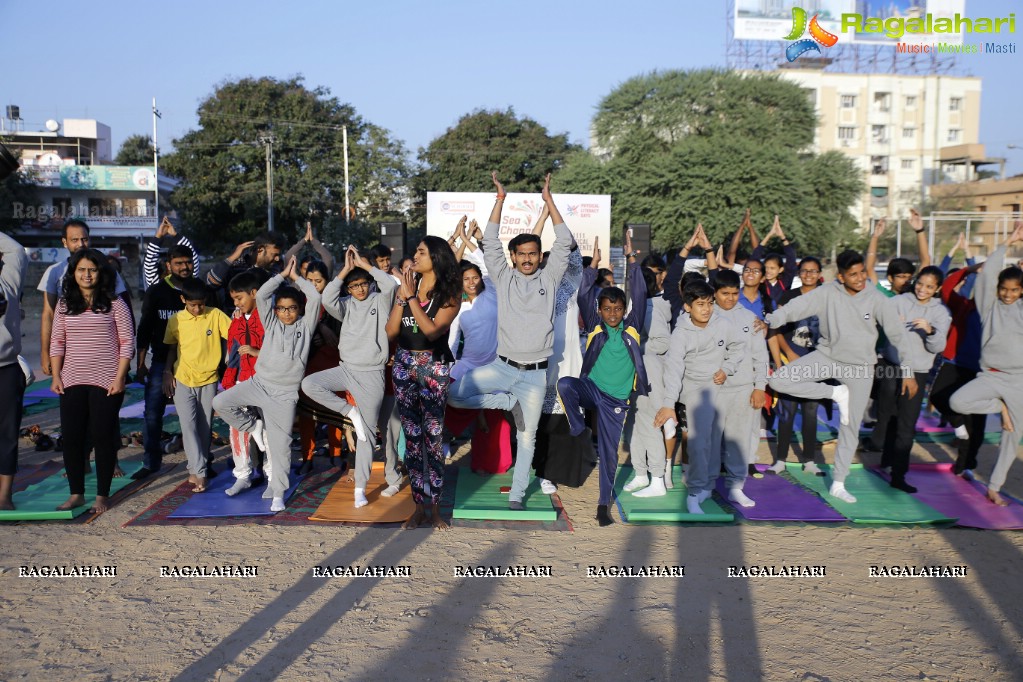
[130,466,154,481]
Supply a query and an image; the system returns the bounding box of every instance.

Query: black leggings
[929,361,986,471]
[60,385,125,497]
[774,396,821,464]
[0,363,26,476]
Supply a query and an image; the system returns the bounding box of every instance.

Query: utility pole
[342,125,351,225]
[260,134,275,232]
[152,98,161,222]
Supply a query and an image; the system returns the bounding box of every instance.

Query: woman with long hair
[386,236,461,530]
[50,248,134,513]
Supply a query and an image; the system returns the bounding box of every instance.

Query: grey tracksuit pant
[377,394,403,487]
[950,370,1023,493]
[301,364,385,489]
[629,352,666,478]
[720,385,758,488]
[174,381,217,479]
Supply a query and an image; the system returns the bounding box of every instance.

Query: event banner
[426,192,611,258]
[60,165,156,191]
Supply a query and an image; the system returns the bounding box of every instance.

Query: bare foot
[187,474,200,487]
[113,464,125,478]
[430,503,449,531]
[0,498,14,511]
[56,494,87,511]
[1000,402,1015,433]
[91,496,111,513]
[191,477,207,493]
[402,505,427,530]
[986,488,1010,507]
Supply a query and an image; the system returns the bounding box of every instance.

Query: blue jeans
[448,358,546,502]
[142,361,167,470]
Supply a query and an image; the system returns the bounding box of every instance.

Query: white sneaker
[623,473,650,493]
[250,419,268,452]
[539,479,558,495]
[954,424,969,440]
[225,477,251,497]
[270,496,285,512]
[348,406,368,442]
[728,487,756,508]
[802,462,823,476]
[633,477,667,498]
[380,484,401,498]
[767,460,786,474]
[832,385,851,426]
[686,494,706,515]
[829,482,857,504]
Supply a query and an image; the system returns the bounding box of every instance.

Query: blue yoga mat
[168,467,305,518]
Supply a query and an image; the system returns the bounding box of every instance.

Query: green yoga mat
[613,467,734,523]
[0,462,144,521]
[452,471,557,521]
[785,463,955,525]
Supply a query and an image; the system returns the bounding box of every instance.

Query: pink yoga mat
[873,463,1023,530]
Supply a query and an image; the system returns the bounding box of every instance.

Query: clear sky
[2,0,1020,172]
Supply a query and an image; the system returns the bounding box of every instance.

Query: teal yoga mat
[452,471,557,521]
[0,462,144,521]
[785,463,955,525]
[613,467,733,523]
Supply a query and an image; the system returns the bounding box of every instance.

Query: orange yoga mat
[309,462,414,523]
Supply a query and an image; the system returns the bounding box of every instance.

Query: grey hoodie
[660,311,745,411]
[0,231,28,368]
[253,274,321,391]
[975,244,1023,373]
[483,220,572,362]
[880,293,952,372]
[322,266,397,370]
[715,304,770,390]
[766,279,913,369]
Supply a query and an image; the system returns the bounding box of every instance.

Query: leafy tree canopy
[559,69,862,256]
[162,76,412,250]
[114,134,155,166]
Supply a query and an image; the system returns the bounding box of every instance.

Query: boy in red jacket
[221,272,265,495]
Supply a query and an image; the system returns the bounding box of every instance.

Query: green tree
[559,69,863,255]
[114,134,155,166]
[412,108,579,226]
[162,76,413,250]
[0,145,39,232]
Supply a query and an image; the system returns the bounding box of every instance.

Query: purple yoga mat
[714,464,846,522]
[873,462,1023,530]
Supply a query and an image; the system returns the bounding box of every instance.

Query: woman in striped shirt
[50,248,135,513]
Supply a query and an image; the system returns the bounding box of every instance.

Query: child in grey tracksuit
[301,251,397,508]
[213,261,320,510]
[715,298,770,506]
[950,236,1023,505]
[765,254,915,504]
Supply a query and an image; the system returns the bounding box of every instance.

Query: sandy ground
[3,300,1023,681]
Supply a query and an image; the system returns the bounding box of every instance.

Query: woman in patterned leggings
[386,236,461,530]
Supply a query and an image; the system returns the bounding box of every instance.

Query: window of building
[901,158,915,170]
[871,156,889,174]
[838,126,856,140]
[903,127,916,139]
[947,128,962,143]
[871,125,888,143]
[870,186,889,207]
[88,197,117,217]
[905,95,917,108]
[873,92,891,112]
[950,97,963,112]
[840,95,857,108]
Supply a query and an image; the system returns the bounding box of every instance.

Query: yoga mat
[873,463,1023,530]
[309,462,415,523]
[118,400,177,419]
[786,463,955,525]
[167,467,305,518]
[614,467,733,523]
[0,462,145,521]
[713,464,846,522]
[452,471,557,521]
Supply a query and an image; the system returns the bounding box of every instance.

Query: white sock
[829,481,857,503]
[225,477,251,497]
[768,460,786,474]
[354,487,368,508]
[803,462,822,475]
[348,407,368,442]
[381,484,400,498]
[270,496,285,512]
[687,494,706,515]
[663,461,674,489]
[250,419,268,453]
[954,424,969,440]
[832,385,851,426]
[633,477,666,498]
[695,489,712,503]
[623,473,649,492]
[728,487,756,508]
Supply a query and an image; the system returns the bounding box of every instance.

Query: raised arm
[540,174,572,284]
[208,240,253,289]
[865,218,886,284]
[482,173,509,280]
[910,209,931,268]
[255,267,287,323]
[623,260,648,332]
[531,204,551,236]
[725,210,750,267]
[977,221,1023,314]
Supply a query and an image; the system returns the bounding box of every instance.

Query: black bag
[533,413,595,488]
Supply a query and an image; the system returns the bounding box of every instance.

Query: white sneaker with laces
[540,479,557,495]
